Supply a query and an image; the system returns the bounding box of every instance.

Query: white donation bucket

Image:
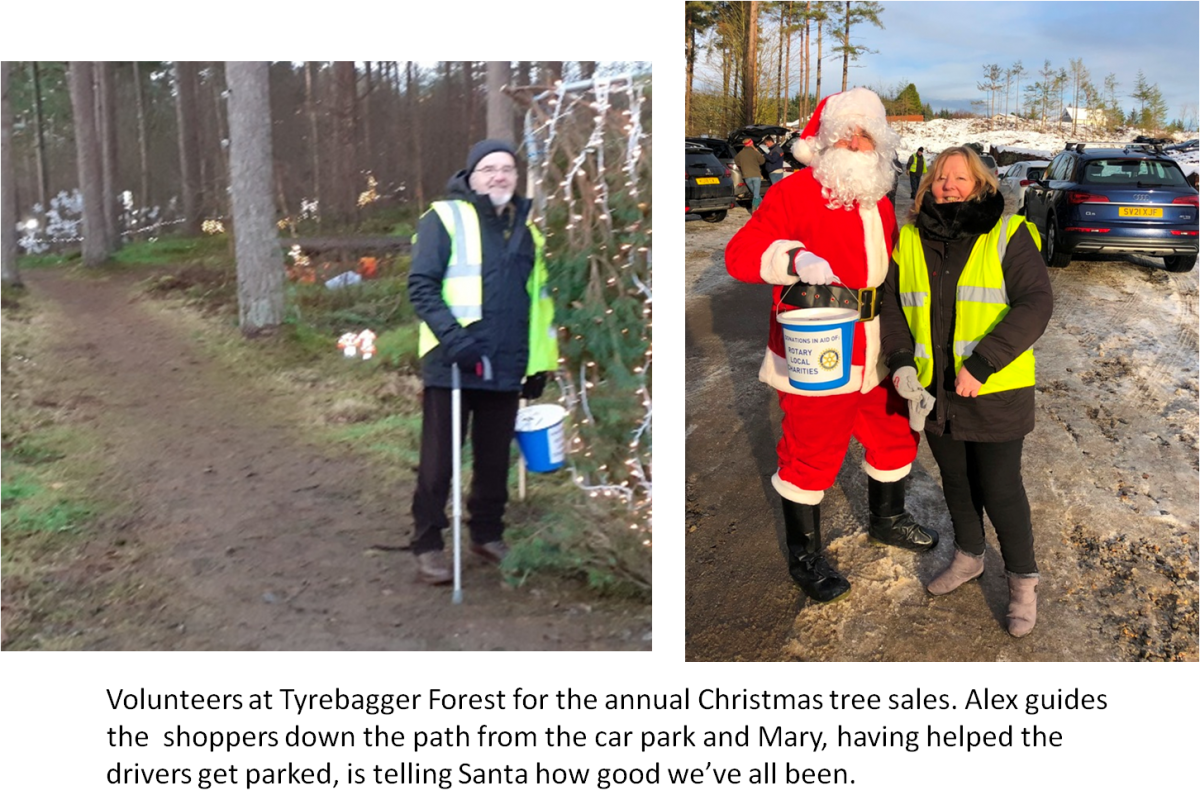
[514,404,567,473]
[776,307,858,390]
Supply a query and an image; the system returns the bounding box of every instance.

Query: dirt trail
[13,268,649,651]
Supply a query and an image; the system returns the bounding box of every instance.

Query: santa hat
[790,87,889,166]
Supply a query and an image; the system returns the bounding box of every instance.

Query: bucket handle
[776,270,847,316]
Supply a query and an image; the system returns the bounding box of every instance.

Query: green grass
[328,413,425,468]
[112,234,231,267]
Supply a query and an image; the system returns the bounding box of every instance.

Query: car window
[1084,158,1190,187]
[1027,167,1044,181]
[1047,154,1072,181]
[686,150,722,172]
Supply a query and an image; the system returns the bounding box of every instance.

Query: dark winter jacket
[762,144,785,174]
[880,190,1054,442]
[408,171,536,392]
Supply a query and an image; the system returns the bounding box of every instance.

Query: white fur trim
[792,137,816,166]
[862,459,912,482]
[860,206,889,287]
[822,88,888,130]
[772,472,825,504]
[760,239,806,285]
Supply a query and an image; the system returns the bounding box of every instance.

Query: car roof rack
[1065,141,1165,154]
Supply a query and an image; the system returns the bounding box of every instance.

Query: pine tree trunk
[300,60,319,224]
[407,62,424,209]
[225,62,283,335]
[743,1,758,124]
[30,62,49,228]
[132,61,151,226]
[97,61,120,249]
[174,61,203,236]
[69,61,109,267]
[2,62,21,286]
[486,61,514,141]
[330,61,359,225]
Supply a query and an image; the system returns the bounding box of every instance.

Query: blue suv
[1023,141,1199,272]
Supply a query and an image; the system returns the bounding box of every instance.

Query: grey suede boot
[926,549,985,596]
[1006,574,1039,637]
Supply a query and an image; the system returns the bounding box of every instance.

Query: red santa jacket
[725,169,898,396]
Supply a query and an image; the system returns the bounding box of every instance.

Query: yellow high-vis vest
[416,200,558,376]
[896,214,1041,396]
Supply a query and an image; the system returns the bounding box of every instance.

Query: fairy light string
[518,72,652,536]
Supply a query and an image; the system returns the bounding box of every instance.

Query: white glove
[893,366,936,431]
[791,250,835,285]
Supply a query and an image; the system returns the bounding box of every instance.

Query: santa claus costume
[725,88,937,603]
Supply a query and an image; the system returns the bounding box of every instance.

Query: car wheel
[1044,217,1071,268]
[1162,254,1197,272]
[700,210,727,223]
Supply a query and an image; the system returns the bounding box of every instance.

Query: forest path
[16,267,649,651]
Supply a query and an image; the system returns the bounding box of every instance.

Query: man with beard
[407,139,558,585]
[725,89,937,603]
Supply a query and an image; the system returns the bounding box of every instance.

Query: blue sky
[806,1,1199,120]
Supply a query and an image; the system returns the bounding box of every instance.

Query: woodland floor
[2,266,651,651]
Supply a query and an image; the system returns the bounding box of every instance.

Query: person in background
[407,139,558,585]
[725,89,938,604]
[762,135,786,185]
[906,146,927,198]
[735,136,766,213]
[881,145,1053,637]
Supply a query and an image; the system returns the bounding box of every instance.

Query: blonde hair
[910,146,999,220]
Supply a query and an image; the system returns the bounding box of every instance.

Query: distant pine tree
[894,83,923,118]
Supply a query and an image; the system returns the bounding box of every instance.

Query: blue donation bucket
[776,307,858,391]
[514,404,567,473]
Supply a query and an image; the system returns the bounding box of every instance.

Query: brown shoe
[415,551,452,585]
[470,540,509,565]
[1006,574,1039,637]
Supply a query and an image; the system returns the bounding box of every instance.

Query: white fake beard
[488,191,514,207]
[810,147,895,210]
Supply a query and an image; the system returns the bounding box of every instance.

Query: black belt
[780,282,879,321]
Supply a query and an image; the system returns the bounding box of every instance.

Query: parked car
[998,160,1051,214]
[685,142,737,223]
[1023,142,1199,271]
[687,136,749,205]
[727,124,792,152]
[978,153,999,178]
[960,143,999,179]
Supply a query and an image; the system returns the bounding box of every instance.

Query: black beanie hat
[466,139,517,176]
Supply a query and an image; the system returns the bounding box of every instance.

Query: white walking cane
[450,356,491,605]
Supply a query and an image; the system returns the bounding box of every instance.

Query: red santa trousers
[776,383,918,492]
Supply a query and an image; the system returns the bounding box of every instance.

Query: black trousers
[924,433,1038,575]
[411,387,520,555]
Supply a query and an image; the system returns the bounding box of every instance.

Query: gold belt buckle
[857,287,877,321]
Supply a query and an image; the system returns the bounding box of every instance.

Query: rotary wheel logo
[819,349,840,371]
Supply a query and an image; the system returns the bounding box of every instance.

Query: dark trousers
[909,173,921,197]
[924,433,1038,575]
[411,387,520,555]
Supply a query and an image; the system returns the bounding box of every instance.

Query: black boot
[782,499,851,603]
[868,477,938,551]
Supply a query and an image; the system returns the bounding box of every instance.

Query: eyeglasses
[476,166,517,177]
